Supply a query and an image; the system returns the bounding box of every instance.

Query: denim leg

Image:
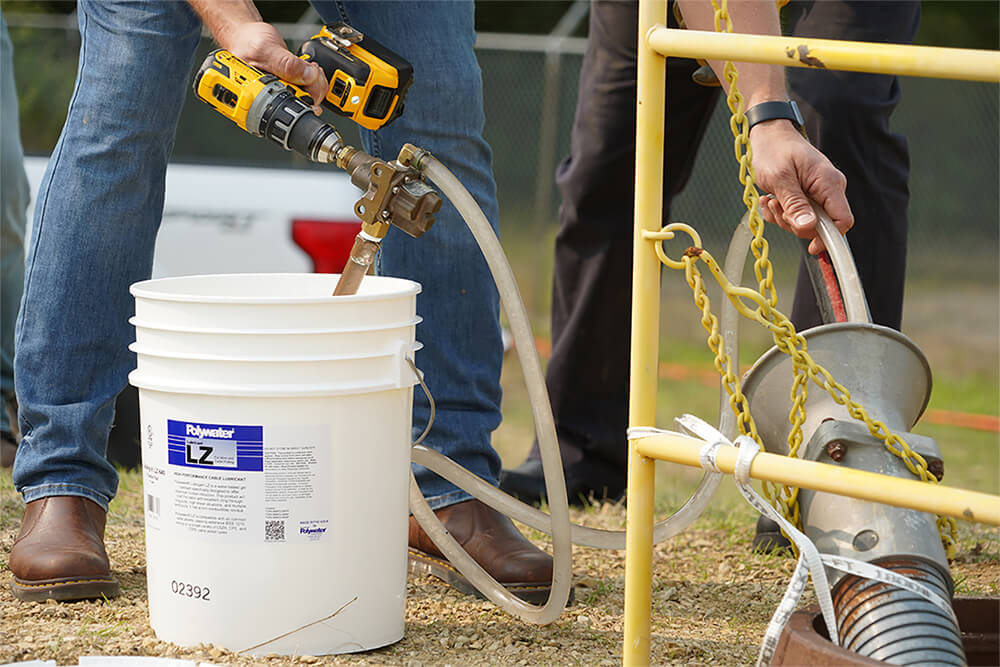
[309,1,503,508]
[1,13,29,435]
[13,0,201,509]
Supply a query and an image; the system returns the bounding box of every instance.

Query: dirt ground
[2,485,998,667]
[1,251,997,666]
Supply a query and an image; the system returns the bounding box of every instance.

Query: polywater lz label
[145,419,331,544]
[168,420,263,471]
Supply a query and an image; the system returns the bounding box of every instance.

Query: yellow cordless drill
[192,24,438,296]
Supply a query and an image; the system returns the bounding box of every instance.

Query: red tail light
[291,219,363,274]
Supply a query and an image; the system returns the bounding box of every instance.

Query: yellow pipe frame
[624,6,1000,665]
[648,28,1000,83]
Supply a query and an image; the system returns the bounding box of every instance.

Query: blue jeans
[1,12,29,435]
[14,0,502,511]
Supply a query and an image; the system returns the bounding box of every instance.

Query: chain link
[651,0,958,557]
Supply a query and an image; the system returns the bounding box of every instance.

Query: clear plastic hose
[407,155,735,619]
[809,201,869,324]
[413,155,572,624]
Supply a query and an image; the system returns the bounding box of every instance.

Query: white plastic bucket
[128,273,420,655]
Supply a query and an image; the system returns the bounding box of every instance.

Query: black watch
[745,100,807,138]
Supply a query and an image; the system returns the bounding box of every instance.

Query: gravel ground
[2,482,997,667]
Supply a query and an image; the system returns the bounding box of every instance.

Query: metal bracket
[803,419,943,477]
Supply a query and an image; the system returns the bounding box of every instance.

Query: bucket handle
[404,353,435,446]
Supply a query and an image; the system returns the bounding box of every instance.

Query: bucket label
[168,420,263,471]
[150,420,331,544]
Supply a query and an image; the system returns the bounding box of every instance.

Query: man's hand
[222,22,327,114]
[749,120,854,254]
[187,0,327,114]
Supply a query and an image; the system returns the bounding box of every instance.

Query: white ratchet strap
[730,434,839,667]
[627,426,675,440]
[627,425,725,473]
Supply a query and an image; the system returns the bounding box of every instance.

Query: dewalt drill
[193,24,439,296]
[194,21,411,141]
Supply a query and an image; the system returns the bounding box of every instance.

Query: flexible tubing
[414,156,728,563]
[720,213,754,438]
[410,161,869,622]
[414,156,572,624]
[809,201,870,324]
[720,205,869,398]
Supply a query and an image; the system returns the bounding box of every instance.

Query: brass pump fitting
[336,145,441,239]
[397,143,431,170]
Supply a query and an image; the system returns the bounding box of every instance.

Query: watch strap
[745,100,807,138]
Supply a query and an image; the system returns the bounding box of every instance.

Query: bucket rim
[128,370,417,397]
[129,341,423,363]
[128,315,423,335]
[130,273,422,304]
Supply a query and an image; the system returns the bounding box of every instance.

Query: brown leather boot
[9,496,121,602]
[408,498,569,604]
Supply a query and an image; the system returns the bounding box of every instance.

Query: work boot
[408,498,569,604]
[500,458,625,507]
[9,496,121,601]
[751,515,793,555]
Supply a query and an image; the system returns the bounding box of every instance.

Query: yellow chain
[654,0,958,557]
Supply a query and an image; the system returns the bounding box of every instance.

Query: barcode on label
[265,520,285,542]
[146,494,160,515]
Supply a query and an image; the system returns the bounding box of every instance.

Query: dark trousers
[540,0,919,473]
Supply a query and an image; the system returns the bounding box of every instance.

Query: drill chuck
[248,79,343,163]
[194,51,343,164]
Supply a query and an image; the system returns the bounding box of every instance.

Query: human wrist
[187,0,262,47]
[745,100,806,138]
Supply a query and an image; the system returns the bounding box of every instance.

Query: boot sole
[408,548,572,606]
[11,575,121,602]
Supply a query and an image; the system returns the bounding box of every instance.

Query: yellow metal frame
[624,3,1000,665]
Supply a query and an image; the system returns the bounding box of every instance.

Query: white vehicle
[24,157,362,278]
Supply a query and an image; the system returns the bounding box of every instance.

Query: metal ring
[643,222,702,269]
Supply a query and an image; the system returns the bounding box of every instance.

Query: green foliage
[8,25,79,154]
[476,1,576,35]
[917,0,999,49]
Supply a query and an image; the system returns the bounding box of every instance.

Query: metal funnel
[740,322,932,456]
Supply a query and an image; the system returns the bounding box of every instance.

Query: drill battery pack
[298,23,413,131]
